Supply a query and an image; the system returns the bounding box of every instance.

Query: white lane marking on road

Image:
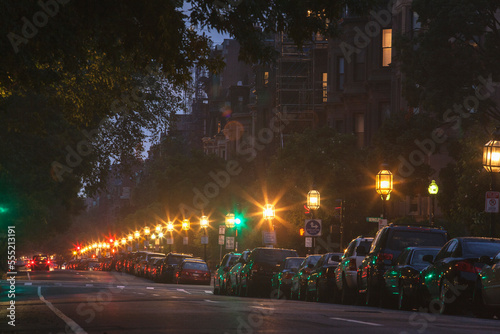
[330,317,383,327]
[250,306,275,311]
[146,287,154,290]
[205,290,213,294]
[204,299,220,303]
[153,294,160,296]
[177,288,191,294]
[38,286,88,334]
[117,285,125,289]
[85,284,93,287]
[172,296,185,299]
[24,282,32,286]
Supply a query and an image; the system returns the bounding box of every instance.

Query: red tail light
[455,261,479,273]
[47,260,50,264]
[377,253,393,264]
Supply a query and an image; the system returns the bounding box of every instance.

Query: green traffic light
[235,218,241,225]
[0,206,8,214]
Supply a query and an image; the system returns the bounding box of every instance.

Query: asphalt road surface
[1,270,499,333]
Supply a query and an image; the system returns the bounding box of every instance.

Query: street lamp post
[306,190,320,252]
[182,219,190,252]
[428,180,439,226]
[483,127,500,237]
[134,231,140,251]
[225,213,236,251]
[263,204,275,246]
[167,221,174,252]
[200,215,209,261]
[376,165,393,220]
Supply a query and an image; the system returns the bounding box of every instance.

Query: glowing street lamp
[200,215,209,260]
[156,225,162,233]
[151,233,156,240]
[263,204,275,220]
[376,165,393,219]
[158,232,164,238]
[128,234,133,242]
[306,190,320,211]
[225,213,235,228]
[144,226,150,235]
[167,221,174,232]
[134,231,140,239]
[200,215,209,229]
[182,219,190,231]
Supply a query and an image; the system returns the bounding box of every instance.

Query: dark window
[386,231,447,251]
[337,57,345,90]
[462,240,500,258]
[353,50,365,82]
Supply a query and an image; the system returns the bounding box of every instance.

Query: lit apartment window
[264,71,269,87]
[322,73,328,102]
[382,29,392,67]
[338,57,345,90]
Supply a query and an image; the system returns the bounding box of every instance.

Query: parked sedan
[475,250,500,318]
[271,257,304,299]
[174,259,211,285]
[290,254,322,300]
[383,246,440,310]
[306,253,342,302]
[420,237,500,314]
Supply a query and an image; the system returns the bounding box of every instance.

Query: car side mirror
[422,254,434,263]
[479,255,492,266]
[356,246,367,256]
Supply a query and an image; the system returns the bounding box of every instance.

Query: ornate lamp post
[166,221,174,252]
[376,165,393,220]
[428,180,439,226]
[483,127,500,237]
[182,219,190,251]
[200,215,209,260]
[306,190,320,252]
[134,231,140,251]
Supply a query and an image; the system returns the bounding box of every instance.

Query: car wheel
[398,283,410,311]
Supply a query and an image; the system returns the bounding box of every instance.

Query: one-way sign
[304,219,322,237]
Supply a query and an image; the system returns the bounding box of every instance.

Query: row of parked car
[213,225,500,318]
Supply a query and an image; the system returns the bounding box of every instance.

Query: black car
[383,246,441,310]
[358,225,448,306]
[271,257,304,298]
[306,253,342,302]
[240,247,299,297]
[420,237,500,314]
[214,252,241,295]
[158,253,194,283]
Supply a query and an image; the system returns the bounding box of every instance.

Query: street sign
[305,237,313,248]
[485,191,500,213]
[366,217,381,223]
[166,237,173,245]
[378,218,388,230]
[226,237,235,250]
[262,231,277,245]
[218,235,225,245]
[201,236,208,245]
[219,225,226,235]
[304,219,322,237]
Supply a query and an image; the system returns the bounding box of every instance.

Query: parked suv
[357,225,448,306]
[240,247,299,297]
[214,252,241,295]
[335,236,373,304]
[158,253,193,283]
[31,254,50,271]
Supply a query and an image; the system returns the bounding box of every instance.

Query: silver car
[476,250,500,318]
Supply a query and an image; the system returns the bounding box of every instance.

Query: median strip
[330,317,383,327]
[38,286,87,334]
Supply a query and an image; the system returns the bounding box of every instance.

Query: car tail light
[47,260,50,264]
[377,253,393,264]
[348,260,357,271]
[455,261,479,273]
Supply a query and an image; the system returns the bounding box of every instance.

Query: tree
[396,0,500,123]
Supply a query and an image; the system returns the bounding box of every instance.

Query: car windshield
[386,231,447,251]
[183,262,208,271]
[303,255,321,267]
[285,258,303,269]
[359,241,372,252]
[411,249,440,265]
[253,250,298,263]
[462,241,500,258]
[228,256,240,266]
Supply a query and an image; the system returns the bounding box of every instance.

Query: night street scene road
[1,1,500,333]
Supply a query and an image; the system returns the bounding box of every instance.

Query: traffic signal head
[299,228,305,236]
[235,217,241,225]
